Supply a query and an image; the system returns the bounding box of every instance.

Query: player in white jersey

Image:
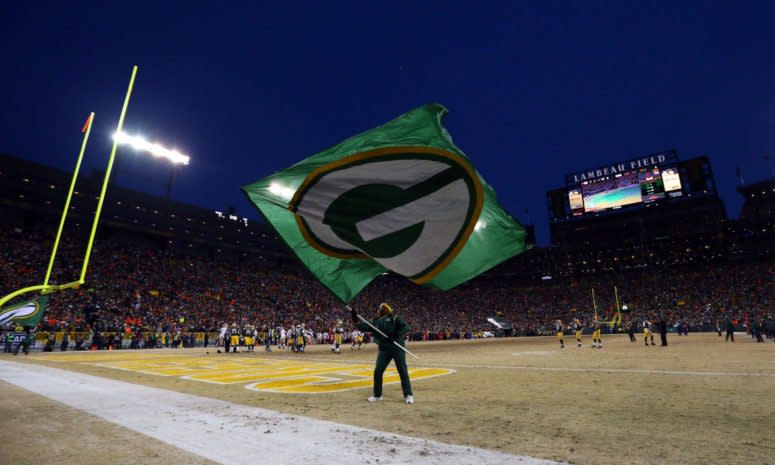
[218,324,227,347]
[303,326,313,349]
[278,326,287,349]
[571,318,583,347]
[350,329,363,350]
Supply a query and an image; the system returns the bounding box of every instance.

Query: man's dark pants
[373,346,412,398]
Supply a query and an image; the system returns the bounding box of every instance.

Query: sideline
[0,360,562,465]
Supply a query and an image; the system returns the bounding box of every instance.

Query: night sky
[2,2,774,245]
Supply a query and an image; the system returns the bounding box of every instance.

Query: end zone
[31,352,454,394]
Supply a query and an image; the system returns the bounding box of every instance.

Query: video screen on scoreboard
[579,165,682,214]
[581,171,642,213]
[661,167,682,192]
[568,189,584,216]
[567,159,686,218]
[639,167,665,202]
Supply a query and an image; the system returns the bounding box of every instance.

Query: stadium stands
[1,153,774,348]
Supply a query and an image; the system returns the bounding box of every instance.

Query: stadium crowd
[2,225,774,349]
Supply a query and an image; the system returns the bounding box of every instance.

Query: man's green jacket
[356,314,411,351]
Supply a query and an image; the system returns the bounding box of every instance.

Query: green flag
[242,104,528,302]
[0,296,48,327]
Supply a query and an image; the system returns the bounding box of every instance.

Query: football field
[1,333,773,465]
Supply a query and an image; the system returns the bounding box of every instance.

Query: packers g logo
[0,301,41,326]
[290,147,483,283]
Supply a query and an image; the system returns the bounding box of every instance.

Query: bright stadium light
[114,130,190,165]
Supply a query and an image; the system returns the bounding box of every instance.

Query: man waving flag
[242,104,528,302]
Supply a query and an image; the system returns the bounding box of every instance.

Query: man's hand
[351,307,358,323]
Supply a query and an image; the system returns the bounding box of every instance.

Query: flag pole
[80,65,138,284]
[43,113,94,288]
[346,305,419,359]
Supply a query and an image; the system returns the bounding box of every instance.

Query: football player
[554,319,565,348]
[332,320,345,353]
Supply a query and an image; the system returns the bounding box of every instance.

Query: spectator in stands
[2,224,774,348]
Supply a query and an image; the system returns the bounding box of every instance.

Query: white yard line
[0,360,562,465]
[267,354,775,377]
[443,364,775,377]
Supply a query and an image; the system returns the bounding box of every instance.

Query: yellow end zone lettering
[246,367,454,394]
[34,354,454,394]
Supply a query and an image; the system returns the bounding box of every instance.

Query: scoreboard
[547,151,716,222]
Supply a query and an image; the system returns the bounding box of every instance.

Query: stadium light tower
[113,130,190,165]
[113,130,190,199]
